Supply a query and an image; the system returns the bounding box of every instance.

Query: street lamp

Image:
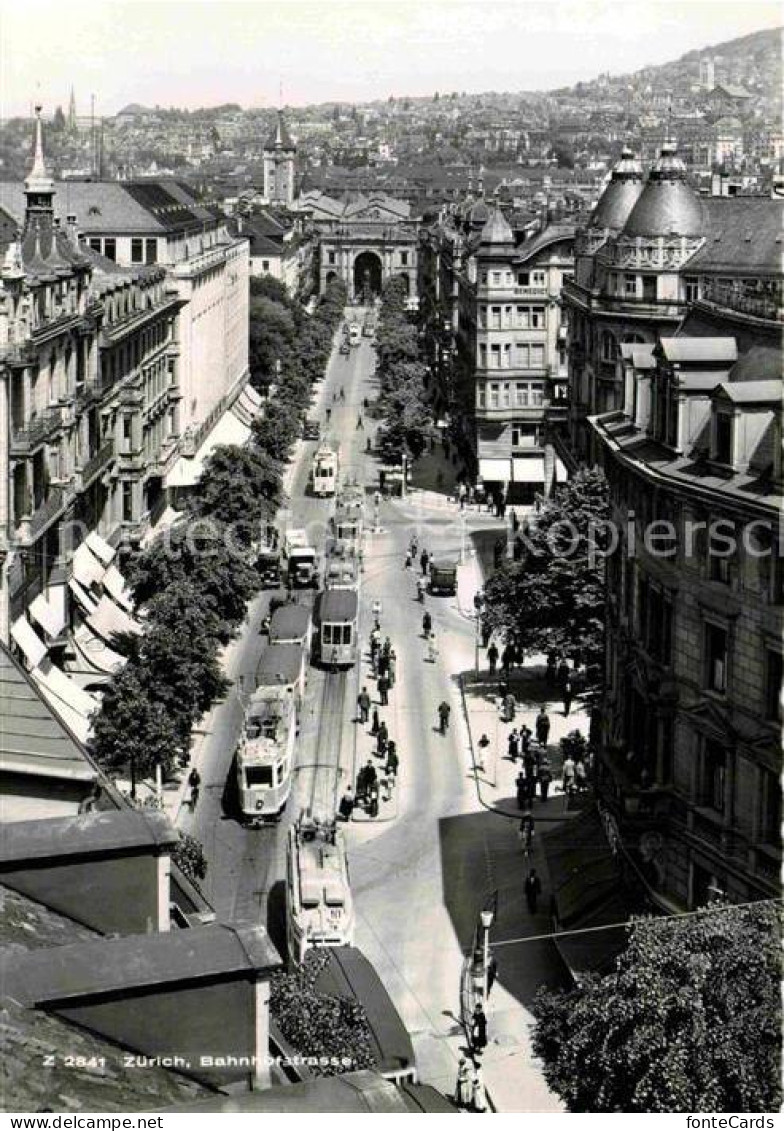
[480,908,494,1002]
[473,591,483,677]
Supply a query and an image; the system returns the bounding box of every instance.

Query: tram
[313,588,359,668]
[324,549,361,591]
[235,687,296,823]
[268,603,312,649]
[286,815,355,966]
[255,640,308,701]
[311,443,339,498]
[331,486,364,557]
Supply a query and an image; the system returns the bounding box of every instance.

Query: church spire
[67,86,77,133]
[24,105,55,232]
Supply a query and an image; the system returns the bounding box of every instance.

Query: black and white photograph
[0,0,781,1119]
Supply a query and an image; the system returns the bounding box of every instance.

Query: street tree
[482,467,609,689]
[189,444,282,530]
[533,902,782,1112]
[251,400,301,463]
[89,663,188,780]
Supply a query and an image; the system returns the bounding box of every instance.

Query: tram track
[296,668,349,823]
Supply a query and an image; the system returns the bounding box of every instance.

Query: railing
[10,405,64,452]
[79,439,115,489]
[700,280,783,323]
[25,485,69,540]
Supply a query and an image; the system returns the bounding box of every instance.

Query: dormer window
[713,412,734,465]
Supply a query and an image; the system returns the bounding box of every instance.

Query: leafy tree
[551,139,576,168]
[533,902,782,1112]
[89,664,188,780]
[249,295,296,389]
[172,831,208,883]
[249,274,293,306]
[251,400,301,463]
[270,950,376,1077]
[189,444,282,530]
[483,467,609,691]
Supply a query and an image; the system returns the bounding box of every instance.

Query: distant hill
[552,25,782,95]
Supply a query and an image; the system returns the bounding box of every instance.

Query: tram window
[343,624,352,644]
[246,766,274,787]
[277,764,285,784]
[323,624,333,645]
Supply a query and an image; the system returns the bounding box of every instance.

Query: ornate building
[263,111,297,208]
[298,191,419,307]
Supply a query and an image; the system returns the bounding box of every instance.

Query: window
[642,276,657,302]
[760,768,781,846]
[489,345,501,370]
[490,305,502,329]
[624,274,637,297]
[515,343,529,367]
[515,383,528,407]
[478,344,487,368]
[131,238,144,263]
[517,271,530,286]
[701,740,726,813]
[684,276,699,303]
[328,251,336,265]
[530,307,545,328]
[704,622,728,693]
[145,238,157,264]
[501,382,511,408]
[122,482,134,522]
[764,649,782,722]
[532,270,545,286]
[714,413,733,464]
[476,386,486,409]
[489,383,499,409]
[89,237,102,253]
[400,251,409,266]
[262,260,270,271]
[491,272,501,285]
[530,344,544,368]
[103,238,117,262]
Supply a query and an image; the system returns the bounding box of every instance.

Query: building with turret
[263,111,297,207]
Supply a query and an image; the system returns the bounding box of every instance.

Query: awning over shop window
[72,542,105,589]
[85,531,116,566]
[232,384,264,426]
[30,592,67,639]
[69,578,99,616]
[512,456,545,483]
[71,620,127,676]
[478,458,511,482]
[11,617,48,671]
[87,596,142,643]
[31,662,100,746]
[555,458,569,482]
[102,564,134,612]
[164,408,252,489]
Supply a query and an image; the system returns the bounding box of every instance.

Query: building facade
[263,112,297,208]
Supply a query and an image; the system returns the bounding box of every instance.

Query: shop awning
[31,662,100,745]
[87,596,142,643]
[232,384,264,426]
[29,592,67,639]
[512,456,545,483]
[102,564,134,612]
[71,620,127,676]
[555,458,569,482]
[164,408,252,489]
[85,531,116,566]
[478,458,511,482]
[11,617,48,671]
[69,578,99,616]
[72,542,106,589]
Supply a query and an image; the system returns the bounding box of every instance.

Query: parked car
[303,418,321,440]
[339,341,351,356]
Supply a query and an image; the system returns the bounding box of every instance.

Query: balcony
[17,484,72,544]
[77,439,115,491]
[699,280,782,324]
[10,406,65,455]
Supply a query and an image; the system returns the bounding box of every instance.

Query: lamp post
[473,591,483,677]
[480,908,494,1002]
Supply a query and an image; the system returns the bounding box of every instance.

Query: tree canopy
[533,902,782,1112]
[482,467,609,688]
[188,444,283,531]
[374,277,432,465]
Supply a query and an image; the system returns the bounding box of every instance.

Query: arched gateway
[353,251,383,302]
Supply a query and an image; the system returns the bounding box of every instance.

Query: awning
[29,592,67,639]
[232,384,264,426]
[11,617,48,671]
[140,505,181,547]
[164,408,252,489]
[102,564,134,612]
[87,596,142,643]
[85,531,116,566]
[72,541,106,589]
[512,456,545,483]
[69,578,99,616]
[31,662,100,745]
[555,457,569,482]
[478,458,511,482]
[71,620,127,675]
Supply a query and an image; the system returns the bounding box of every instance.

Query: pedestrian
[538,760,552,802]
[338,787,354,821]
[385,741,399,779]
[520,724,532,756]
[422,611,432,637]
[574,758,588,793]
[546,651,558,684]
[501,643,514,678]
[377,721,389,756]
[188,767,201,810]
[455,1056,472,1110]
[562,753,575,795]
[510,507,519,534]
[362,758,377,791]
[371,707,380,736]
[524,751,537,797]
[458,482,467,510]
[417,575,426,602]
[388,649,397,687]
[377,650,389,679]
[438,700,451,734]
[563,678,573,717]
[382,635,392,659]
[356,414,364,429]
[420,549,430,576]
[357,686,371,724]
[378,674,390,706]
[557,657,570,687]
[404,549,412,569]
[535,707,551,748]
[326,407,332,424]
[487,953,498,996]
[470,1003,488,1054]
[507,729,519,762]
[472,1066,488,1113]
[487,641,499,676]
[516,771,527,811]
[477,733,490,769]
[518,812,535,856]
[503,691,516,723]
[428,633,438,663]
[409,535,418,558]
[524,867,542,913]
[340,386,345,401]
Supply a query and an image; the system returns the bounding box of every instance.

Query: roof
[5,922,281,1008]
[660,337,738,364]
[727,344,783,383]
[589,148,644,231]
[0,810,177,866]
[314,947,414,1076]
[514,222,576,264]
[622,145,705,239]
[620,342,656,370]
[255,642,305,687]
[479,206,515,248]
[161,1070,443,1113]
[316,588,359,622]
[269,604,311,642]
[0,642,97,785]
[687,198,784,276]
[715,380,782,405]
[264,110,296,151]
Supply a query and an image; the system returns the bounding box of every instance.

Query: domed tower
[263,110,296,207]
[576,147,644,286]
[24,105,55,233]
[621,141,704,240]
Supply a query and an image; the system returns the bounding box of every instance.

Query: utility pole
[90,94,96,177]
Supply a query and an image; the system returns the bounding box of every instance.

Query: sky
[1,0,781,118]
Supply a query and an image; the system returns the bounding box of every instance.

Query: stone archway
[397,273,410,296]
[325,270,338,287]
[353,251,383,302]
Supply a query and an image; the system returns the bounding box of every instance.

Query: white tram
[311,443,339,498]
[286,816,355,966]
[314,588,359,668]
[236,687,296,822]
